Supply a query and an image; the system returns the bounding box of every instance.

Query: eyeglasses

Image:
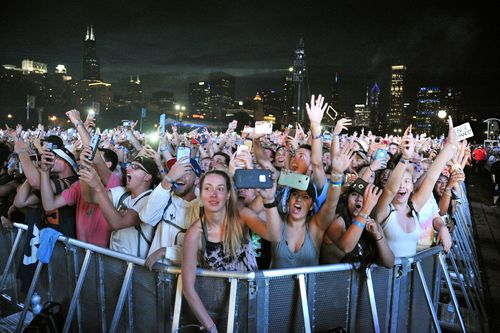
[129,163,149,174]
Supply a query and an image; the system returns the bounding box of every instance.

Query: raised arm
[328,184,382,253]
[79,166,140,230]
[241,174,282,242]
[306,94,328,188]
[39,149,68,211]
[374,126,414,222]
[313,143,355,231]
[412,117,457,210]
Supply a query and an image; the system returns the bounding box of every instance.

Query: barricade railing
[1,223,482,333]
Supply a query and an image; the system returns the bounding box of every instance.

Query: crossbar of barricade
[0,222,486,333]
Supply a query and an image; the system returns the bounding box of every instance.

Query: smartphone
[254,121,273,135]
[88,134,101,161]
[46,142,55,151]
[374,148,388,161]
[243,139,253,151]
[278,172,310,191]
[176,146,191,162]
[351,178,369,196]
[234,169,272,189]
[242,126,254,134]
[122,120,131,128]
[237,144,249,155]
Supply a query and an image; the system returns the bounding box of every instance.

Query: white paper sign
[454,122,474,141]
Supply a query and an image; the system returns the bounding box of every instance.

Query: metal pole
[109,262,134,333]
[16,261,44,333]
[298,274,312,333]
[366,268,381,333]
[414,261,442,333]
[438,253,467,333]
[171,274,183,332]
[0,228,23,293]
[63,249,93,333]
[226,278,238,333]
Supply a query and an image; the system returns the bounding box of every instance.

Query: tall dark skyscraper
[368,82,382,133]
[291,37,308,124]
[415,86,441,135]
[388,65,406,133]
[209,72,235,121]
[329,72,343,118]
[82,25,100,81]
[188,81,211,117]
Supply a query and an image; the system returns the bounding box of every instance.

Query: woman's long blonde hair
[199,170,246,259]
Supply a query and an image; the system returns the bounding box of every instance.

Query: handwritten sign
[454,122,474,141]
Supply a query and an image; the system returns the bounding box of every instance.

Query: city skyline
[1,1,499,119]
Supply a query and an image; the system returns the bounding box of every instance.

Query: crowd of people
[0,94,496,332]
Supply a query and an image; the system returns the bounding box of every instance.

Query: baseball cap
[166,158,202,177]
[289,183,317,203]
[52,147,78,173]
[134,156,159,177]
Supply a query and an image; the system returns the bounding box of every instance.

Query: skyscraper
[368,82,382,133]
[126,75,143,104]
[189,81,211,118]
[388,65,406,133]
[82,25,100,81]
[291,37,308,124]
[209,72,235,121]
[415,86,441,135]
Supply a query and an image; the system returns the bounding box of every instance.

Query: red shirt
[61,172,122,247]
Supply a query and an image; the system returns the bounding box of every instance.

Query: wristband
[356,211,370,219]
[330,173,344,180]
[165,175,176,184]
[399,158,409,165]
[312,134,322,140]
[353,220,365,229]
[329,180,343,187]
[375,235,384,241]
[263,199,278,209]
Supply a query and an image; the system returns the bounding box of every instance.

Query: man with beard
[141,156,203,269]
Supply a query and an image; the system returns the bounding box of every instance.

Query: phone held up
[351,177,369,196]
[88,134,101,161]
[278,172,310,191]
[176,146,191,162]
[234,169,272,189]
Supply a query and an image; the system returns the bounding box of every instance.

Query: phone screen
[176,146,191,161]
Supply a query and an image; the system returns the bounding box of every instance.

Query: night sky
[1,1,499,118]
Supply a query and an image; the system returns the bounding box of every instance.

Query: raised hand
[331,143,355,174]
[333,118,352,135]
[40,148,55,172]
[65,109,81,124]
[365,219,384,241]
[167,156,193,182]
[78,164,103,190]
[255,169,277,203]
[361,183,383,215]
[401,126,415,160]
[305,94,328,124]
[446,116,457,146]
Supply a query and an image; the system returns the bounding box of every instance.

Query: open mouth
[397,190,407,199]
[355,203,362,210]
[126,174,132,182]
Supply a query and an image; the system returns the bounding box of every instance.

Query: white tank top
[381,203,420,257]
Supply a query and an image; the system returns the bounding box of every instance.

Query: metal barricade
[0,222,484,333]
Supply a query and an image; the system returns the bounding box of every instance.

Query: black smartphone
[234,169,272,189]
[88,134,101,161]
[351,177,369,196]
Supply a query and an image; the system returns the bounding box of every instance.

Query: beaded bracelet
[353,220,365,229]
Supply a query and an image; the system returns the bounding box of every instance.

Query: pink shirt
[61,172,122,247]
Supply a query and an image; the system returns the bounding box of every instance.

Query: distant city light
[175,104,181,111]
[7,114,12,118]
[238,101,243,106]
[288,67,294,72]
[148,132,159,143]
[438,110,447,119]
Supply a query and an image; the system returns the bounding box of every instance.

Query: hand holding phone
[234,169,272,189]
[254,121,273,135]
[278,172,310,191]
[88,134,101,161]
[176,146,191,162]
